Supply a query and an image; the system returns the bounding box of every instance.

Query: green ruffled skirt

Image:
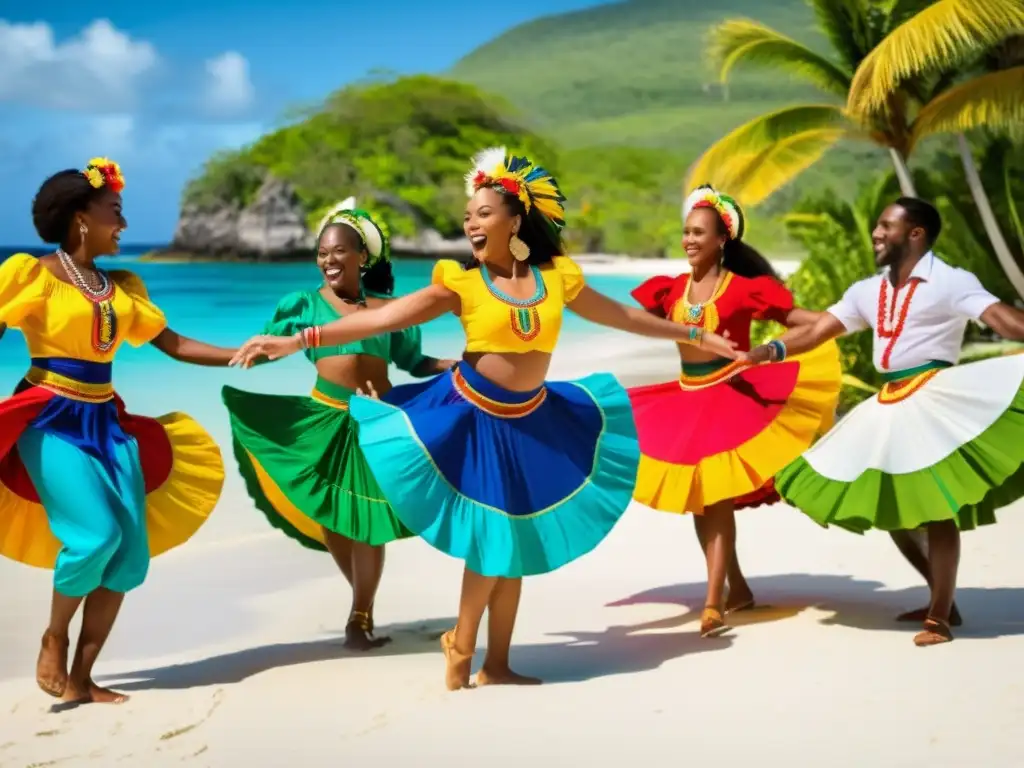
[222,378,412,550]
[776,356,1024,533]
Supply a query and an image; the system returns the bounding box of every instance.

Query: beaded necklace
[482,264,547,342]
[57,248,118,353]
[876,275,921,370]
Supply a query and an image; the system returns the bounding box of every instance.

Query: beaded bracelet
[298,325,323,350]
[767,339,787,362]
[688,326,704,346]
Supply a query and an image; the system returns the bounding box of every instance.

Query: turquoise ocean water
[0,247,641,491]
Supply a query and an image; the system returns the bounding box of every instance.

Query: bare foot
[62,679,129,705]
[36,631,69,698]
[897,605,963,626]
[476,665,542,686]
[913,617,953,647]
[440,630,473,691]
[344,615,392,651]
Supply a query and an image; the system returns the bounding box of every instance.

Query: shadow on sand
[94,574,1024,695]
[98,616,458,691]
[609,573,1024,639]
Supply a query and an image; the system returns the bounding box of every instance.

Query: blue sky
[0,0,603,245]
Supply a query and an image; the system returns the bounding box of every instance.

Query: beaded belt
[877,360,952,405]
[24,357,114,403]
[678,358,747,391]
[451,364,546,418]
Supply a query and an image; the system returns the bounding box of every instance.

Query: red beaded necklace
[876,276,921,369]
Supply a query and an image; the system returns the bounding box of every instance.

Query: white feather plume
[315,196,357,238]
[464,146,508,197]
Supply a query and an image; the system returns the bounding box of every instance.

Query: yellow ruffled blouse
[0,252,167,362]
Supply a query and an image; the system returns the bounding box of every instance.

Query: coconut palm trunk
[888,148,917,195]
[956,133,1024,299]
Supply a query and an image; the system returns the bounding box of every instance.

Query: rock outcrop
[167,175,470,261]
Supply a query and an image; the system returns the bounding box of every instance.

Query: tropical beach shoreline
[2,327,1023,766]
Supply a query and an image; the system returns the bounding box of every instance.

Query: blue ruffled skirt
[349,361,639,577]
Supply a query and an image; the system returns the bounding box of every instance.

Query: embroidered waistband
[25,367,115,403]
[678,357,747,391]
[451,363,546,418]
[879,360,953,383]
[310,376,355,410]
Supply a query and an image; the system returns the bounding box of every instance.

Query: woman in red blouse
[629,185,842,637]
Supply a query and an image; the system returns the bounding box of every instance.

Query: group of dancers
[2,150,1024,704]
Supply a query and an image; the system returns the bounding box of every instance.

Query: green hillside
[448,0,888,214]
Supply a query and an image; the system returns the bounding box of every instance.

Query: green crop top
[262,289,427,372]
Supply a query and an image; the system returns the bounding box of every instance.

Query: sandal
[440,629,474,690]
[913,616,953,647]
[699,607,732,638]
[344,610,391,650]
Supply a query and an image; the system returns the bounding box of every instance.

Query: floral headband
[315,196,391,267]
[465,147,566,230]
[683,184,744,241]
[82,157,125,193]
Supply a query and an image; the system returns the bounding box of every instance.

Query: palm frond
[848,0,1024,114]
[1005,159,1024,259]
[911,66,1024,147]
[809,0,875,72]
[709,19,851,97]
[685,105,850,205]
[887,0,943,26]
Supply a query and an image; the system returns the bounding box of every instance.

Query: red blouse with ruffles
[631,271,794,351]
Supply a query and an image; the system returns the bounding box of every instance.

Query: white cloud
[0,19,158,111]
[202,51,254,116]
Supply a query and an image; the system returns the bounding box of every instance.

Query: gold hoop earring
[509,234,530,262]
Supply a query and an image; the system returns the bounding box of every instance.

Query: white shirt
[826,252,1000,372]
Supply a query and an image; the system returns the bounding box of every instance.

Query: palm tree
[846,0,1024,296]
[686,0,930,204]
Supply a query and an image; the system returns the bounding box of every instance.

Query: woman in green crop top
[221,199,455,650]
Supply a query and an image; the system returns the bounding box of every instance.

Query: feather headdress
[315,196,390,266]
[465,147,566,230]
[683,184,744,241]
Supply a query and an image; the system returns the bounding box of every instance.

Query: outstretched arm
[782,308,824,327]
[151,328,237,367]
[567,285,738,358]
[980,302,1024,341]
[746,312,847,363]
[231,284,458,367]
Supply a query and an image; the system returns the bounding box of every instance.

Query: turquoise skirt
[349,361,640,577]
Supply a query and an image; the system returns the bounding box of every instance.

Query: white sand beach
[1,337,1022,768]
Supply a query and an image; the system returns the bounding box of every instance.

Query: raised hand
[229,334,302,368]
[356,380,381,400]
[699,330,740,360]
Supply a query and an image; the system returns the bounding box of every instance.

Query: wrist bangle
[767,339,786,362]
[688,326,704,346]
[300,325,323,350]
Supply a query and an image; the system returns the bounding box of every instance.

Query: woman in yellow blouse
[0,159,234,705]
[230,147,738,690]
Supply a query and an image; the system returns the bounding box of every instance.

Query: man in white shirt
[747,197,1024,646]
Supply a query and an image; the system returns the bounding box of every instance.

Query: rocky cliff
[164,176,470,261]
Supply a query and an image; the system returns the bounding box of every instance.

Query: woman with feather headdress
[228,148,739,690]
[221,199,456,650]
[628,185,841,638]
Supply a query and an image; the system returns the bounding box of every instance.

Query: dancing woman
[0,159,233,704]
[222,199,455,649]
[230,147,738,690]
[627,185,842,637]
[749,197,1024,646]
